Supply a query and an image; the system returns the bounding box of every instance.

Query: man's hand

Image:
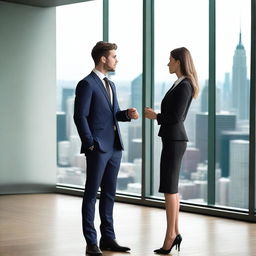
[144,107,157,120]
[127,108,139,120]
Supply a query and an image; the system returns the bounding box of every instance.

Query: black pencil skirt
[159,138,187,194]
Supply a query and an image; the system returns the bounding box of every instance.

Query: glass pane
[153,0,209,203]
[109,0,143,195]
[215,0,251,210]
[56,1,103,187]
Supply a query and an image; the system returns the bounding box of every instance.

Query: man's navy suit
[73,71,130,245]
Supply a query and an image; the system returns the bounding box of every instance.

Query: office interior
[1,0,256,255]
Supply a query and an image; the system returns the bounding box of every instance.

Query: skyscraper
[216,177,230,206]
[195,113,236,162]
[222,72,231,111]
[231,31,249,120]
[220,130,249,177]
[131,74,142,113]
[229,140,249,209]
[128,74,142,162]
[201,81,208,113]
[201,80,221,113]
[128,125,142,162]
[182,147,200,174]
[57,112,67,166]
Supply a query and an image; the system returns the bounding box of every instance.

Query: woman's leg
[163,193,178,249]
[175,193,180,235]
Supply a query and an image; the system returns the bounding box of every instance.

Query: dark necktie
[103,77,111,101]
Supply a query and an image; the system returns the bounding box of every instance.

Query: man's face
[104,50,118,72]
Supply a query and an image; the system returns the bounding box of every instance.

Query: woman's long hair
[171,47,199,98]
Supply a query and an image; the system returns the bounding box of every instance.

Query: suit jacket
[73,71,130,154]
[157,78,193,141]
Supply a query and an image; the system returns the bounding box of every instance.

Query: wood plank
[0,194,256,256]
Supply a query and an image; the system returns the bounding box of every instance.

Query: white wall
[0,1,56,193]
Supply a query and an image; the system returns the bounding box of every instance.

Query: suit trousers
[82,143,122,245]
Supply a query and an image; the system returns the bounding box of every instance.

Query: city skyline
[56,1,251,209]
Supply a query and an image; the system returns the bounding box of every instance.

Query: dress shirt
[93,68,113,105]
[171,76,186,92]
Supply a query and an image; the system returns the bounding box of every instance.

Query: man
[73,41,139,256]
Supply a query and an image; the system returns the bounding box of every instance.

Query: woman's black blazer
[156,78,193,141]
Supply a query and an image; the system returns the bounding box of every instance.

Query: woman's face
[168,55,179,74]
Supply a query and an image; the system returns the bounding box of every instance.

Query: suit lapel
[165,78,186,97]
[90,72,113,110]
[165,83,175,97]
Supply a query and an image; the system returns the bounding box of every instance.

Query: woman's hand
[144,107,157,120]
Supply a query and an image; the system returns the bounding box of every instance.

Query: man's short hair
[91,41,117,65]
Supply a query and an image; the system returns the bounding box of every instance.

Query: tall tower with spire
[231,30,249,120]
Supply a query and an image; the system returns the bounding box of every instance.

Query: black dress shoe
[86,244,103,255]
[99,238,131,252]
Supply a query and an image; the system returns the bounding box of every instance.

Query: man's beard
[107,67,115,72]
[104,64,115,72]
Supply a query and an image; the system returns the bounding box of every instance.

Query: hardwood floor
[0,194,256,256]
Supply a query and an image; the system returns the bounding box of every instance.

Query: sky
[57,0,251,84]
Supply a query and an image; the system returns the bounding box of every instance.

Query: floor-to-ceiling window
[108,0,143,195]
[153,0,209,203]
[56,0,256,221]
[215,0,251,210]
[56,1,103,188]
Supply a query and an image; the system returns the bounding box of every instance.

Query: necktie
[103,77,111,101]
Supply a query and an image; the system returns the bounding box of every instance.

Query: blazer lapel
[168,77,187,94]
[165,79,184,97]
[91,72,113,110]
[165,83,175,97]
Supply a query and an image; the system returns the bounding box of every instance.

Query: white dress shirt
[93,68,113,105]
[171,75,186,91]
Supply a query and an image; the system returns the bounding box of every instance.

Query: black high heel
[175,234,182,252]
[154,234,182,254]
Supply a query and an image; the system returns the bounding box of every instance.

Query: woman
[144,47,199,254]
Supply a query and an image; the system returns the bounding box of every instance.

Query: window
[153,0,209,203]
[56,1,103,188]
[109,0,143,195]
[55,0,256,221]
[215,0,251,210]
